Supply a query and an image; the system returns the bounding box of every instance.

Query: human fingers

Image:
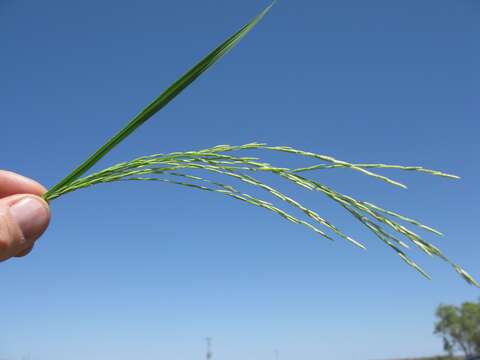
[0,195,50,261]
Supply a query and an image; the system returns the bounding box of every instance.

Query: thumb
[0,195,50,261]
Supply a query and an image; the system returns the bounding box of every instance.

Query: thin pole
[206,337,212,360]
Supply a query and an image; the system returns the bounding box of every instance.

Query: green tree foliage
[434,300,480,358]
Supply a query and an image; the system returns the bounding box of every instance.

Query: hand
[0,170,51,261]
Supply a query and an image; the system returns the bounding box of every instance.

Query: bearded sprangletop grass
[43,2,478,287]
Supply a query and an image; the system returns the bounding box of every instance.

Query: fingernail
[10,197,50,241]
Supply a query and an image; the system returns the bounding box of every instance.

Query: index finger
[0,170,47,199]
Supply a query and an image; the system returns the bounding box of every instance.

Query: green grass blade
[45,2,275,198]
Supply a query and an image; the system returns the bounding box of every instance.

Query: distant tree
[434,300,480,359]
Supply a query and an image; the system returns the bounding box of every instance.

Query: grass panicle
[44,142,478,287]
[42,2,477,287]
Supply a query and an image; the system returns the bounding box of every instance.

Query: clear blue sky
[1,1,478,359]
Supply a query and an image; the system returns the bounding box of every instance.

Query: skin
[0,170,51,261]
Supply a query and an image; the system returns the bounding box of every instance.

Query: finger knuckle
[0,209,20,255]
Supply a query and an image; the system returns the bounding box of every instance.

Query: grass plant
[43,3,478,287]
